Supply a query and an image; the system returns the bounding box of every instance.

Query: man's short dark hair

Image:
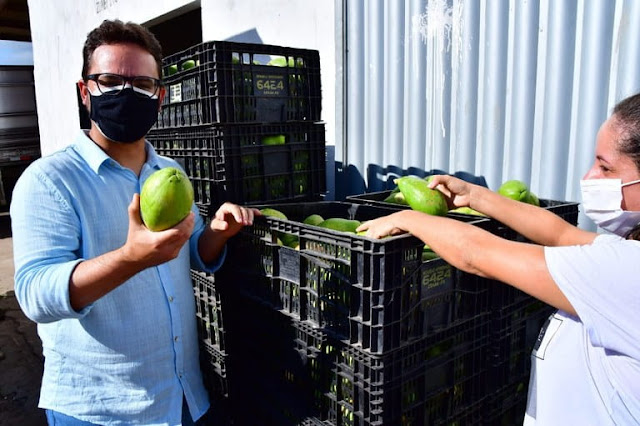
[82,19,163,80]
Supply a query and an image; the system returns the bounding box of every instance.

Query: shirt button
[168,296,174,302]
[174,336,179,342]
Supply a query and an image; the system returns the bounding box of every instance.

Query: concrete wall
[26,0,336,156]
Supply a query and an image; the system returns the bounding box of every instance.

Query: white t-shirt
[524,234,640,425]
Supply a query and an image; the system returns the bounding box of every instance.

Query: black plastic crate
[200,339,230,398]
[147,122,326,207]
[217,201,494,354]
[226,294,489,426]
[483,378,529,425]
[488,297,555,392]
[191,270,227,352]
[156,40,321,127]
[322,317,489,426]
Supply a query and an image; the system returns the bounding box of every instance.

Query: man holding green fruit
[10,19,259,425]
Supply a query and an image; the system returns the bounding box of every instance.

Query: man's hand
[209,202,261,239]
[121,193,195,269]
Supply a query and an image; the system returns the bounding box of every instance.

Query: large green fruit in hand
[498,180,530,202]
[140,167,194,231]
[396,176,448,216]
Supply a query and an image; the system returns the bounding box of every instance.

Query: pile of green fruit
[260,208,363,249]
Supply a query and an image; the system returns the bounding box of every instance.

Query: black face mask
[89,88,159,143]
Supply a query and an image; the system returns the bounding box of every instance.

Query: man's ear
[77,79,90,108]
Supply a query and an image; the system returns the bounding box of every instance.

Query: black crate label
[421,264,452,293]
[253,72,288,96]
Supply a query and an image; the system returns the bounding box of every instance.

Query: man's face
[79,42,164,111]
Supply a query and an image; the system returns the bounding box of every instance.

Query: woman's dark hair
[81,19,163,80]
[613,93,640,173]
[614,93,640,240]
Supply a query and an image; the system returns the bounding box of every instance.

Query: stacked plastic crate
[216,201,496,424]
[145,41,325,421]
[345,189,579,422]
[147,41,325,216]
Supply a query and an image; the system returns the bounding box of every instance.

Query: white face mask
[579,178,640,236]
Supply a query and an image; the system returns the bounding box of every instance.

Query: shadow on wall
[333,162,488,201]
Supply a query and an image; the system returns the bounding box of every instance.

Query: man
[10,19,258,425]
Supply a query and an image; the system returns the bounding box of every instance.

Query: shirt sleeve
[188,208,227,274]
[10,164,93,323]
[544,235,640,359]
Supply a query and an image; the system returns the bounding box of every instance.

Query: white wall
[201,0,337,149]
[26,0,336,157]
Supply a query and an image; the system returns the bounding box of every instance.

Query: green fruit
[303,214,325,226]
[449,206,486,216]
[166,64,178,76]
[140,167,194,232]
[268,56,295,67]
[498,180,530,202]
[181,59,196,71]
[262,134,286,145]
[525,192,540,207]
[282,235,299,248]
[383,191,408,205]
[395,176,448,216]
[260,208,288,220]
[317,218,362,234]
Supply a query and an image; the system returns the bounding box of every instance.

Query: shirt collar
[74,130,161,174]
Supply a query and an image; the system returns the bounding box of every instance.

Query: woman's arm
[429,175,595,247]
[358,210,577,315]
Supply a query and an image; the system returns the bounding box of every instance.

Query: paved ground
[0,215,47,425]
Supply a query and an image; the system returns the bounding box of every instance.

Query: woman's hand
[427,174,476,209]
[356,211,409,239]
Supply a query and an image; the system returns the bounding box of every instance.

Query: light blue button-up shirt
[10,130,224,425]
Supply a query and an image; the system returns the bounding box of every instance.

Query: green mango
[525,192,540,206]
[303,214,325,226]
[383,191,408,205]
[262,134,286,145]
[395,176,448,216]
[140,167,194,232]
[317,218,362,234]
[498,180,530,202]
[260,208,287,220]
[449,206,486,216]
[260,208,297,246]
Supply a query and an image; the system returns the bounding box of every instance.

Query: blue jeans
[45,397,205,425]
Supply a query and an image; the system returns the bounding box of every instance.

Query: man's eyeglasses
[85,73,163,98]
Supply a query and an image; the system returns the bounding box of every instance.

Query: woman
[357,93,640,425]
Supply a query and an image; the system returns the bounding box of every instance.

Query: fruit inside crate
[156,40,322,127]
[147,122,326,207]
[217,201,495,354]
[346,190,579,240]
